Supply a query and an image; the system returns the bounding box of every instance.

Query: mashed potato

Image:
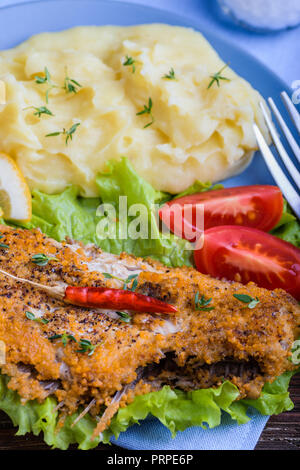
[0,24,270,196]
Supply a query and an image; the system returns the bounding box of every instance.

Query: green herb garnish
[48,334,62,341]
[207,64,230,89]
[123,55,136,73]
[61,333,77,347]
[63,72,82,94]
[31,253,59,266]
[116,311,131,323]
[125,274,139,282]
[0,234,9,249]
[34,67,51,85]
[34,67,58,103]
[102,272,114,279]
[103,272,139,291]
[48,333,95,354]
[130,277,138,292]
[46,122,80,145]
[26,106,54,118]
[136,97,155,128]
[194,292,215,311]
[102,272,125,282]
[76,338,97,356]
[64,123,81,143]
[48,333,76,345]
[233,294,260,309]
[163,68,176,80]
[25,311,49,324]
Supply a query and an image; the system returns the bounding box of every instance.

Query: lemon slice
[0,152,32,222]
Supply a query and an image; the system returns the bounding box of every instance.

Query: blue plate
[0,0,296,190]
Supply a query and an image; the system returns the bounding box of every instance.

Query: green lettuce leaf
[231,370,297,418]
[17,186,101,244]
[173,181,223,199]
[103,381,243,443]
[271,201,300,247]
[0,375,101,450]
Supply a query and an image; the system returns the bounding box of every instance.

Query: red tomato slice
[159,185,283,241]
[194,226,300,299]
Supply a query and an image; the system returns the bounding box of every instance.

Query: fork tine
[253,124,300,219]
[268,97,300,164]
[281,91,300,135]
[259,102,300,189]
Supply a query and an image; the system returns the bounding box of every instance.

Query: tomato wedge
[194,226,300,299]
[159,185,283,241]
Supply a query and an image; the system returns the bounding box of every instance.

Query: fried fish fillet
[0,225,299,434]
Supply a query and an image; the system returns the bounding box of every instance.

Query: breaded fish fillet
[0,225,299,434]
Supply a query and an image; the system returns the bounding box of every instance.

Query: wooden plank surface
[0,374,299,450]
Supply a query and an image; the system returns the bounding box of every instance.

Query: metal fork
[253,92,300,219]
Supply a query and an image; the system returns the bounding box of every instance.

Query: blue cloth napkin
[110,412,269,450]
[1,0,297,450]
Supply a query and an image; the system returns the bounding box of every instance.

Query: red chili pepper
[64,286,177,314]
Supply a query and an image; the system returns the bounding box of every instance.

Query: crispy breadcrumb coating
[0,225,299,432]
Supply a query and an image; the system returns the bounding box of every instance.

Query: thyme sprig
[194,292,215,311]
[25,311,49,324]
[122,274,139,291]
[25,105,54,118]
[207,64,230,89]
[76,338,97,356]
[123,55,137,73]
[48,333,76,346]
[34,67,58,103]
[103,272,139,292]
[233,294,260,309]
[290,340,300,365]
[48,334,97,356]
[63,71,82,94]
[163,68,176,80]
[136,97,155,128]
[116,311,131,323]
[0,237,9,248]
[46,122,81,145]
[61,333,77,347]
[35,66,82,99]
[31,253,59,266]
[129,277,138,292]
[0,234,9,249]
